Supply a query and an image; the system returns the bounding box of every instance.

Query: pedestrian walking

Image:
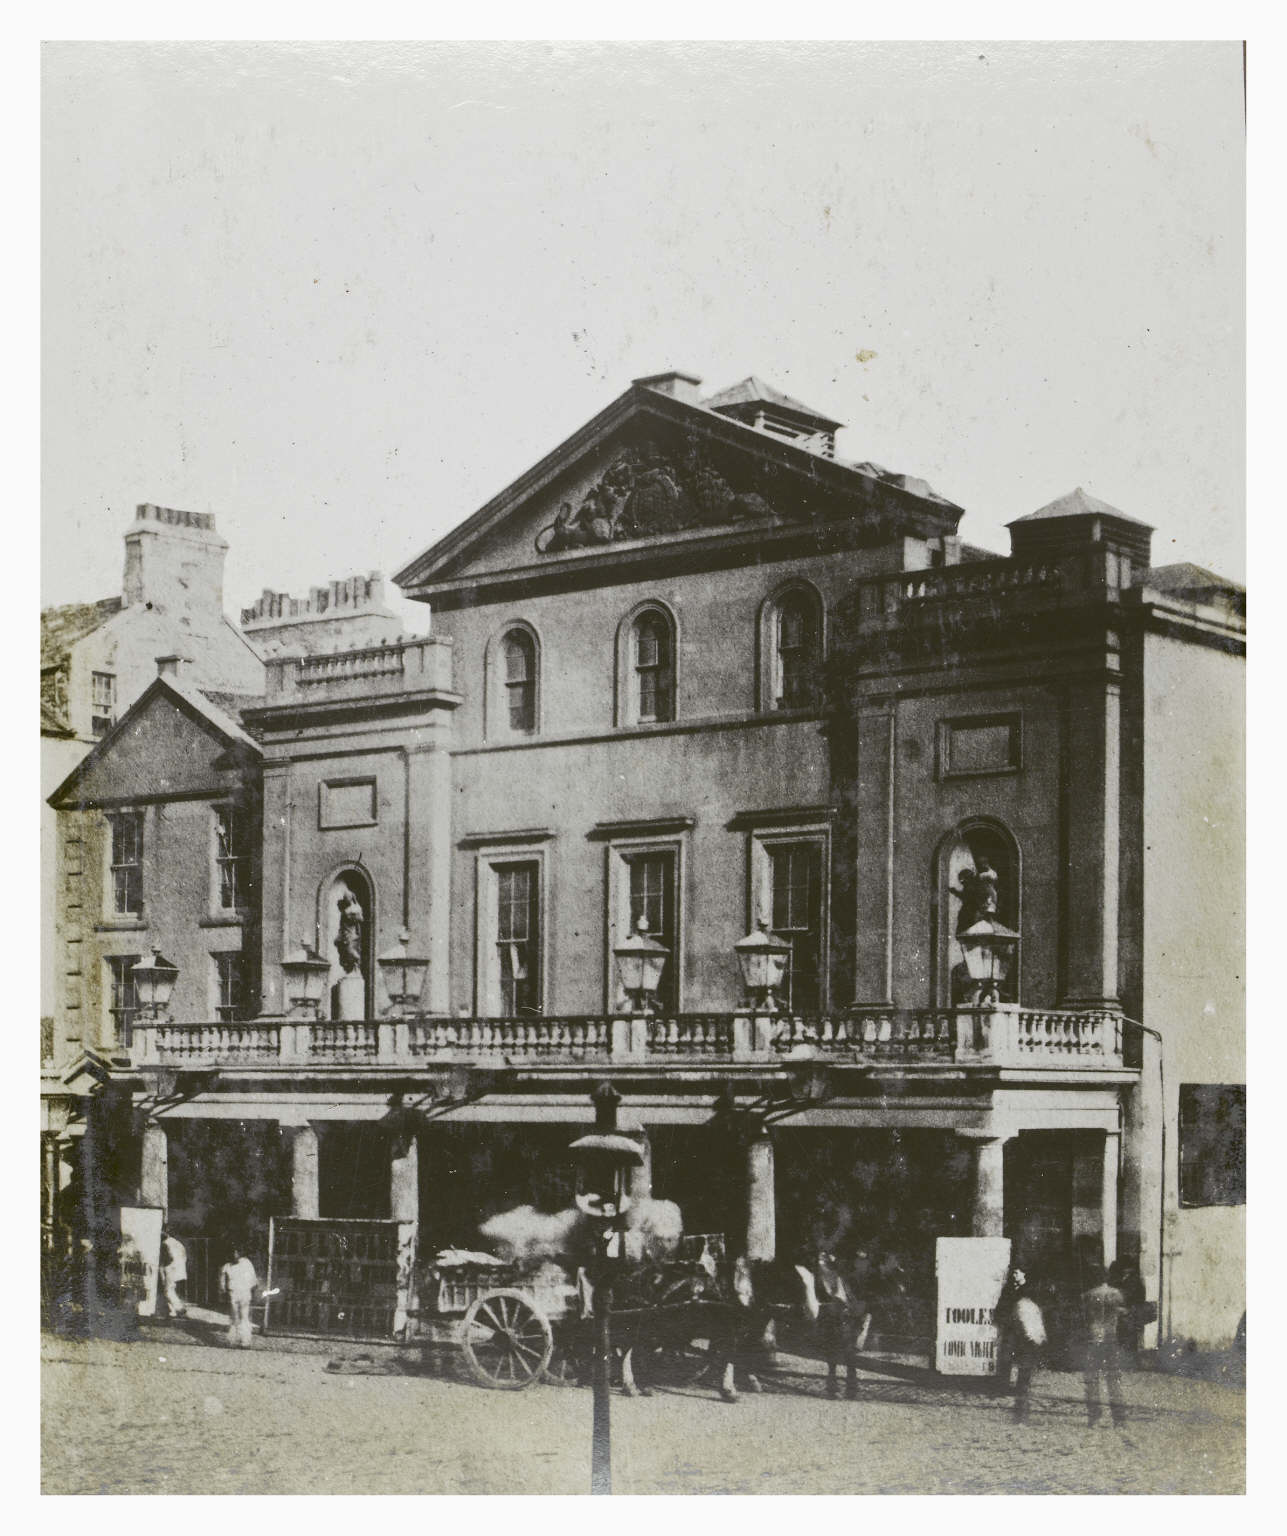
[1081,1261,1127,1428]
[219,1244,259,1348]
[159,1229,187,1319]
[994,1269,1045,1422]
[1108,1258,1151,1363]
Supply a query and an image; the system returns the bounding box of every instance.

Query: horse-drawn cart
[410,1255,577,1390]
[408,1236,742,1394]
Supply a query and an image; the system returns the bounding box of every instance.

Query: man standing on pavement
[159,1229,187,1319]
[1080,1261,1127,1429]
[219,1243,259,1348]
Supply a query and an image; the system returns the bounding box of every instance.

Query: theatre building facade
[45,372,1245,1354]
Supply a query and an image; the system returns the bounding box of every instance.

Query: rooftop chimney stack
[239,572,404,658]
[122,504,229,619]
[632,371,704,406]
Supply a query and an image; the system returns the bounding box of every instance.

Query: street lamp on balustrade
[131,950,179,1020]
[281,941,330,1018]
[377,930,429,1017]
[957,918,1021,1006]
[612,917,669,1015]
[733,920,791,1014]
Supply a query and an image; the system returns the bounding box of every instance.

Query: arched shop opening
[772,1128,973,1351]
[417,1124,579,1251]
[165,1119,291,1306]
[318,1123,393,1219]
[648,1125,745,1244]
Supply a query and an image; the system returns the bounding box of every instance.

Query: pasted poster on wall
[935,1236,1011,1375]
[119,1204,163,1317]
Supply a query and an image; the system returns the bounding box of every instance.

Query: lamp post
[957,919,1020,1006]
[131,949,179,1020]
[377,930,429,1017]
[281,941,330,1018]
[612,917,669,1015]
[733,920,792,1014]
[568,1082,644,1497]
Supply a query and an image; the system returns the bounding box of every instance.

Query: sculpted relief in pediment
[534,437,779,555]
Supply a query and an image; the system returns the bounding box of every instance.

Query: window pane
[634,613,674,723]
[1179,1084,1246,1206]
[109,955,140,1046]
[637,667,657,720]
[769,842,823,1012]
[215,807,246,909]
[110,814,143,915]
[502,632,536,732]
[216,954,246,1021]
[495,862,539,1015]
[628,851,676,1012]
[776,594,817,709]
[91,672,116,738]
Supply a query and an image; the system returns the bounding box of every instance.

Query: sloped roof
[48,674,262,809]
[40,596,122,667]
[1144,561,1245,614]
[1145,560,1243,594]
[1011,486,1151,528]
[395,378,962,592]
[168,677,264,752]
[704,375,845,429]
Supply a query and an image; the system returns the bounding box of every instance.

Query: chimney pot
[633,370,703,405]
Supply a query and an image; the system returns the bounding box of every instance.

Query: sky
[41,40,1245,629]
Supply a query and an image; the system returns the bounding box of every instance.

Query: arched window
[934,821,1021,1006]
[759,583,824,713]
[634,611,674,723]
[616,603,678,726]
[486,621,541,739]
[502,628,537,734]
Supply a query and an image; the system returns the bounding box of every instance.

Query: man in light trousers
[219,1245,259,1348]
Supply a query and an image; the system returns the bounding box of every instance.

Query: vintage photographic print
[39,40,1245,1496]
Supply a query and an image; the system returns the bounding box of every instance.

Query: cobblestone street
[42,1329,1245,1495]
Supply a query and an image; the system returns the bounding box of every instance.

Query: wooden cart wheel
[460,1289,554,1390]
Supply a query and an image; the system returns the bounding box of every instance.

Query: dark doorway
[418,1124,578,1251]
[319,1123,391,1219]
[649,1125,744,1245]
[165,1119,291,1303]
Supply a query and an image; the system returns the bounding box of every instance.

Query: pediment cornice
[395,385,962,598]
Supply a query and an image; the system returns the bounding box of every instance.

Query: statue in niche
[951,857,1000,935]
[335,890,365,975]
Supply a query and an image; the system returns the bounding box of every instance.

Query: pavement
[41,1325,1246,1495]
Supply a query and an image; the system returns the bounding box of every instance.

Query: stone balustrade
[848,548,1127,632]
[130,1006,1127,1071]
[263,635,454,700]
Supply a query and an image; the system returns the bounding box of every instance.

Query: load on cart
[406,1198,750,1395]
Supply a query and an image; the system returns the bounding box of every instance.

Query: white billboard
[935,1236,1011,1375]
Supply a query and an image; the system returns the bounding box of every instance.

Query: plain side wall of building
[1143,627,1245,1349]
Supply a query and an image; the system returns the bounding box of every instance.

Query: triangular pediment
[395,384,961,596]
[49,680,259,809]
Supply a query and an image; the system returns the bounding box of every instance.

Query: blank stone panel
[318,777,378,829]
